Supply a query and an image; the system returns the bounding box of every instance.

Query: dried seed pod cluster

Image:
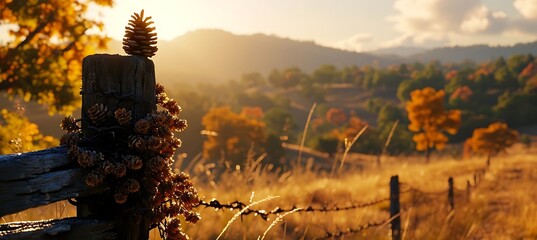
[60,84,198,240]
[123,10,158,58]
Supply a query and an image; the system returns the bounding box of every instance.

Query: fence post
[390,175,401,240]
[78,54,156,240]
[448,177,454,211]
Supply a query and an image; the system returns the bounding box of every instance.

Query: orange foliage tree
[240,106,264,120]
[0,0,112,114]
[406,87,461,160]
[326,107,347,126]
[465,122,518,164]
[201,106,266,163]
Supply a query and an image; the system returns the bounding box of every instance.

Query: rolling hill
[105,29,401,85]
[105,29,537,86]
[408,41,537,63]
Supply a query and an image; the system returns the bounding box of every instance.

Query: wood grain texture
[81,54,156,140]
[0,147,70,182]
[0,147,99,217]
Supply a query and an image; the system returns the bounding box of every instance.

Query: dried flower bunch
[60,83,199,240]
[123,9,158,58]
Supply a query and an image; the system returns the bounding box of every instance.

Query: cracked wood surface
[0,147,96,217]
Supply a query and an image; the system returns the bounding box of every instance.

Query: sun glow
[89,0,196,41]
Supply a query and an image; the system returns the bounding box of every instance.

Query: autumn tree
[201,106,266,163]
[1,0,112,114]
[326,108,347,126]
[465,122,518,165]
[0,108,58,154]
[263,107,295,138]
[240,106,264,120]
[406,87,461,160]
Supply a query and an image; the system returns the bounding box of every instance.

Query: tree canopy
[465,122,518,159]
[406,87,461,160]
[201,106,266,163]
[1,0,112,114]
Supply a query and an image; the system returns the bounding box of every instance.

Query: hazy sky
[94,0,537,52]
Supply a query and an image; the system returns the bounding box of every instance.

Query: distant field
[183,144,537,239]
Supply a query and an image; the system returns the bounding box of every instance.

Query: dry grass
[3,144,536,240]
[184,144,537,239]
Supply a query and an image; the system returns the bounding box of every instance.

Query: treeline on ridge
[169,54,537,164]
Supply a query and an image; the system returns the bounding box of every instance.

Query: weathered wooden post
[76,54,155,240]
[448,177,454,211]
[390,175,401,240]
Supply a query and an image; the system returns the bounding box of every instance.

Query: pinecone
[123,10,158,58]
[114,191,129,204]
[60,115,79,132]
[60,132,81,146]
[134,119,150,134]
[77,150,95,168]
[99,161,115,175]
[128,135,146,151]
[125,178,141,193]
[87,104,108,125]
[113,162,127,178]
[114,108,132,126]
[123,155,143,170]
[85,171,104,187]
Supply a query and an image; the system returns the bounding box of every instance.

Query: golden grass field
[3,143,536,240]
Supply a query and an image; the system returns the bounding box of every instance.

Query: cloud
[381,33,449,49]
[386,0,509,47]
[332,33,373,52]
[460,6,507,33]
[514,0,537,20]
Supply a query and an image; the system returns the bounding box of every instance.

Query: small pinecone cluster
[60,84,198,240]
[128,84,197,240]
[123,9,158,58]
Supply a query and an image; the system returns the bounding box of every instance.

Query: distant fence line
[195,167,489,240]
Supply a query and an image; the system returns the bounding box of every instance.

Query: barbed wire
[195,197,390,221]
[314,219,388,240]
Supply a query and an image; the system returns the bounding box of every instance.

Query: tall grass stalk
[258,208,301,240]
[402,207,412,240]
[463,223,476,240]
[297,102,317,169]
[216,196,279,240]
[336,125,368,175]
[377,120,399,167]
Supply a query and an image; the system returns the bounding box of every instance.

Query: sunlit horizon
[91,0,537,52]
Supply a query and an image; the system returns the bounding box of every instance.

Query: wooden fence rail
[0,147,87,217]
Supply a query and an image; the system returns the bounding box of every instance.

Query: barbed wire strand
[196,197,390,221]
[315,219,388,240]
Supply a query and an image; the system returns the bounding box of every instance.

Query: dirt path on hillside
[468,157,537,239]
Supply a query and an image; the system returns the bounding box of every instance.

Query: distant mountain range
[410,42,537,63]
[104,29,537,84]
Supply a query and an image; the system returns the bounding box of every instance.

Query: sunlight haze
[95,0,537,52]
